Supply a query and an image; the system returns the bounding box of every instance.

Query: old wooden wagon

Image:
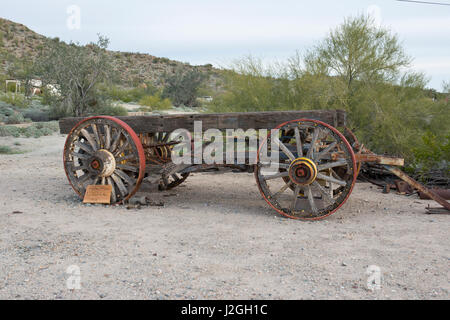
[59,110,449,220]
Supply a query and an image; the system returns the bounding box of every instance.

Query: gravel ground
[0,134,448,300]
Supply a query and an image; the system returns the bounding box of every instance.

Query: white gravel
[0,133,449,300]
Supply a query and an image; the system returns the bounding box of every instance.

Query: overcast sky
[2,0,449,90]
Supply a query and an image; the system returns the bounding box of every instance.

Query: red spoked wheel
[63,116,146,204]
[255,119,357,221]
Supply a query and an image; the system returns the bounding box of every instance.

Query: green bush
[22,109,50,122]
[138,93,172,111]
[100,84,158,103]
[0,102,14,117]
[5,112,24,124]
[94,104,128,116]
[0,145,21,154]
[0,92,29,107]
[0,125,21,137]
[0,121,59,138]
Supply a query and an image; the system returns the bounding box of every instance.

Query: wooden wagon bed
[59,110,347,134]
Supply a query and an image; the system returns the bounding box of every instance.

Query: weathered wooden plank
[59,110,346,134]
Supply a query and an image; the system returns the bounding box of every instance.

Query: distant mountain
[0,17,223,90]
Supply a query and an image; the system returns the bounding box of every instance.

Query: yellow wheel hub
[288,157,317,186]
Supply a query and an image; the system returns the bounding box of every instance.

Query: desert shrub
[5,112,25,124]
[411,131,450,180]
[22,109,50,122]
[0,102,14,117]
[0,121,59,138]
[162,68,206,107]
[0,145,16,154]
[100,84,158,103]
[94,104,128,116]
[138,93,172,111]
[0,92,29,107]
[0,125,21,137]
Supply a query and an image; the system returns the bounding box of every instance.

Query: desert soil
[0,133,448,300]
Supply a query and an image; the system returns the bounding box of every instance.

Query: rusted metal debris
[343,128,450,213]
[395,180,415,195]
[425,205,450,215]
[419,188,450,200]
[384,166,450,212]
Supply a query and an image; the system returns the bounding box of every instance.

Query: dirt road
[0,134,448,299]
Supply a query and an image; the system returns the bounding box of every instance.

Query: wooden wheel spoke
[107,177,117,203]
[71,151,91,160]
[273,137,295,161]
[115,153,136,163]
[307,127,319,159]
[74,141,94,155]
[110,130,123,153]
[260,162,290,169]
[91,124,102,149]
[92,176,100,185]
[306,186,318,214]
[115,169,136,187]
[295,126,303,157]
[78,173,93,186]
[114,140,130,157]
[290,185,301,211]
[312,181,334,204]
[116,163,139,172]
[316,173,347,186]
[72,164,88,171]
[262,171,289,181]
[272,181,293,198]
[317,160,348,171]
[111,173,128,197]
[315,141,337,161]
[80,128,98,151]
[104,125,111,150]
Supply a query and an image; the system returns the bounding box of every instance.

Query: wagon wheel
[140,131,191,190]
[158,131,190,190]
[63,116,146,204]
[159,162,190,191]
[255,119,357,220]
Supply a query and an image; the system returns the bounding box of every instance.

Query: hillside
[0,17,223,90]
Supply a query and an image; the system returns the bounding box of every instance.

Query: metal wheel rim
[255,119,357,220]
[63,116,145,204]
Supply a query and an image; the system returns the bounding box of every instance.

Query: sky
[1,0,449,90]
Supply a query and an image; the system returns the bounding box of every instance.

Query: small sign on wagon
[83,185,112,204]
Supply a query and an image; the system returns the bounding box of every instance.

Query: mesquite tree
[40,35,112,117]
[162,68,206,107]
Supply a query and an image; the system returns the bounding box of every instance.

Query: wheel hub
[288,157,317,186]
[90,149,116,177]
